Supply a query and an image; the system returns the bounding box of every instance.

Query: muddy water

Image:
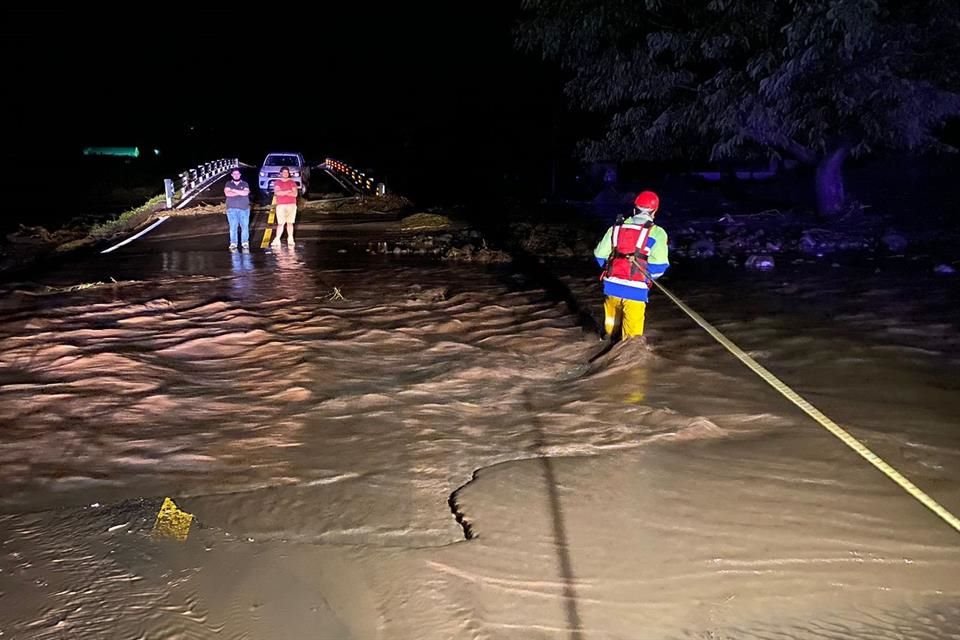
[1,245,958,638]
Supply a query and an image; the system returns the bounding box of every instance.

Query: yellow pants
[604,296,646,339]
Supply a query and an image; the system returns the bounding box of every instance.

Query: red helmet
[633,191,660,215]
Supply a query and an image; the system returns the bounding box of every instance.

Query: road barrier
[323,158,386,195]
[163,158,240,209]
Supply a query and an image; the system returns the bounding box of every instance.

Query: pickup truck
[258,152,310,195]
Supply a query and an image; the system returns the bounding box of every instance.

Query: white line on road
[100,216,169,254]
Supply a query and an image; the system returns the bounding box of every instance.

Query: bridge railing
[163,158,240,209]
[323,158,386,196]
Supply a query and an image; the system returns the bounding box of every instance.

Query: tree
[517,0,960,215]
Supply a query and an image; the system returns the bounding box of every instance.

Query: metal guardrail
[163,158,239,209]
[324,158,386,196]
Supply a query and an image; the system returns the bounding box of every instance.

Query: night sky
[5,6,573,203]
[6,5,957,218]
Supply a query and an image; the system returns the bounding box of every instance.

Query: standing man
[223,168,251,250]
[593,190,669,341]
[272,167,298,247]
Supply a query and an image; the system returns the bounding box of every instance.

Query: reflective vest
[603,222,653,290]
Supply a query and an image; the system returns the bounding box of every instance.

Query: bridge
[11,156,406,290]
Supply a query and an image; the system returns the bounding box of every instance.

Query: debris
[321,287,347,301]
[690,238,716,258]
[151,497,193,542]
[399,213,453,231]
[881,231,908,253]
[745,254,775,271]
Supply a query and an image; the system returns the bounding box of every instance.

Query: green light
[83,146,141,158]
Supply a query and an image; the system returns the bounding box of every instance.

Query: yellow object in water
[152,497,194,541]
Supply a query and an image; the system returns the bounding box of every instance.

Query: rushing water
[1,230,958,638]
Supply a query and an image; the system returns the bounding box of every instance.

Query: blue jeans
[226,208,250,245]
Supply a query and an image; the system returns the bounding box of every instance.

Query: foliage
[517,0,960,165]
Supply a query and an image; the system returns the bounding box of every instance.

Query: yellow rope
[654,281,960,535]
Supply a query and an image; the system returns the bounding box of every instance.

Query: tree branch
[744,128,818,164]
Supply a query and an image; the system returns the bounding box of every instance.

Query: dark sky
[5,6,574,198]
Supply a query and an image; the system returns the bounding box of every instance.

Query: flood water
[1,231,958,638]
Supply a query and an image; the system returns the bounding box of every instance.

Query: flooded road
[1,209,958,638]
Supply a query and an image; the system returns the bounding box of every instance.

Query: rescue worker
[593,190,669,340]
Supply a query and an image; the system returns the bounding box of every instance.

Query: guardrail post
[164,178,175,208]
[168,158,242,209]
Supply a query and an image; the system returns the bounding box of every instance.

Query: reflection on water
[230,249,254,272]
[271,244,304,271]
[621,363,649,405]
[160,249,219,275]
[230,249,254,298]
[0,249,958,639]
